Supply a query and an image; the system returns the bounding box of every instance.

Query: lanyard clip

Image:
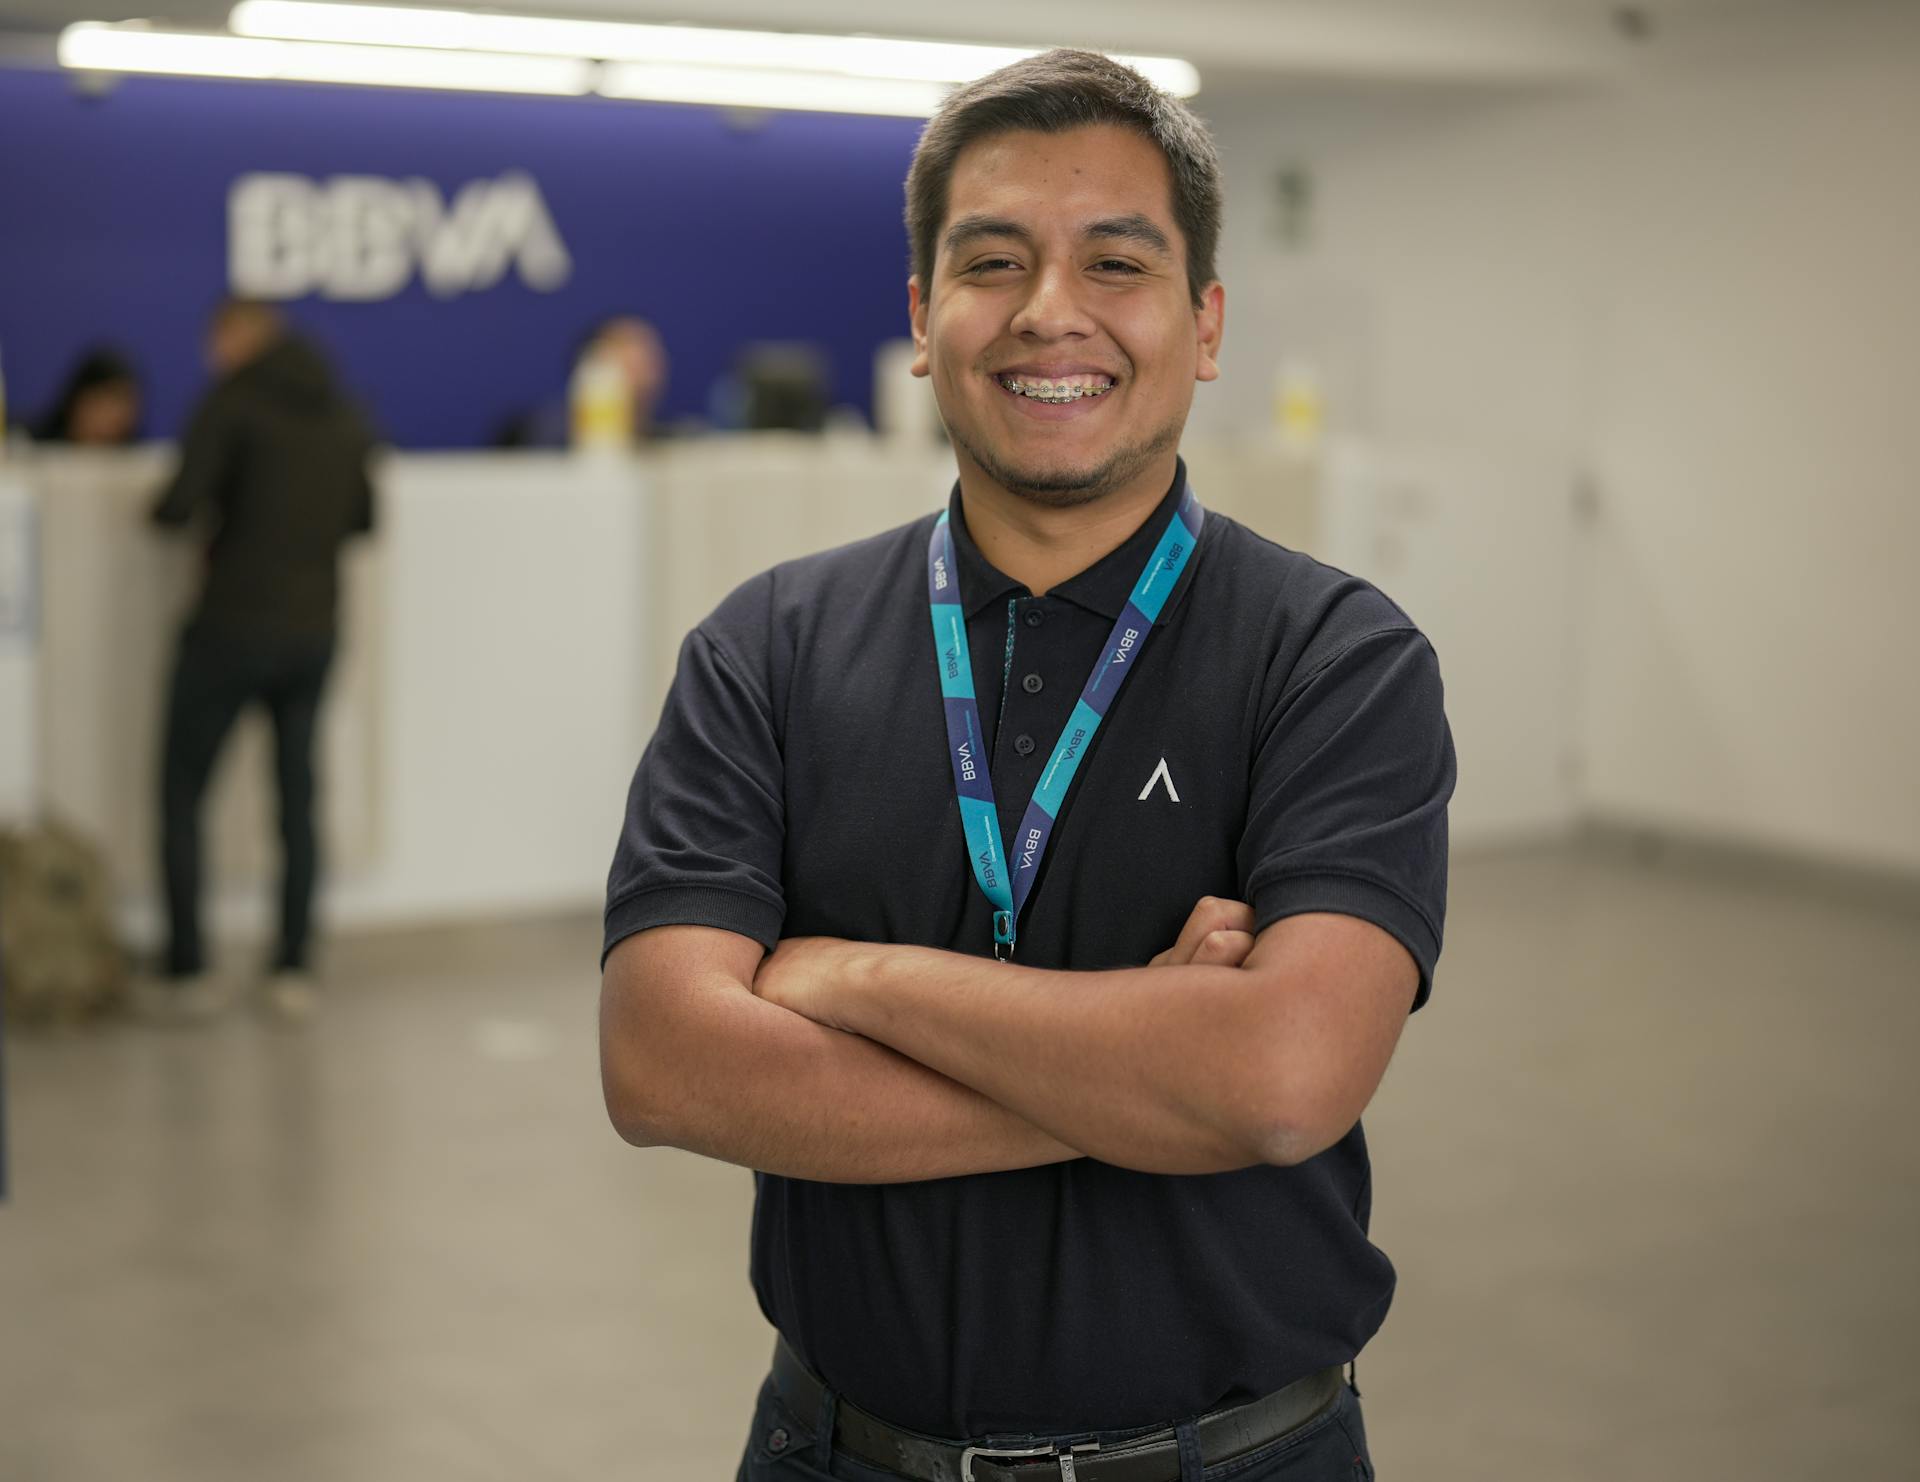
[993,910,1015,962]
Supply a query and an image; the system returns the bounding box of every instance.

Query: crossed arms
[598,899,1418,1182]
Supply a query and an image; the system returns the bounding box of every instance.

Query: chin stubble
[948,411,1184,511]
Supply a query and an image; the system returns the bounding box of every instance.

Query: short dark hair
[905,49,1223,307]
[32,345,142,443]
[209,296,285,337]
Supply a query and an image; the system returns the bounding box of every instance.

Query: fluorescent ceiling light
[598,63,948,118]
[58,22,591,94]
[230,2,1202,96]
[60,24,280,78]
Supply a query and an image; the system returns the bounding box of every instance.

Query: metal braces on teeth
[1000,378,1114,403]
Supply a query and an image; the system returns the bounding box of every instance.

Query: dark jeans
[160,630,335,977]
[735,1372,1375,1482]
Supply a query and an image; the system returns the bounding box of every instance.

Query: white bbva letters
[228,170,572,302]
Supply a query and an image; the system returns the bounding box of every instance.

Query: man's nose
[1009,263,1096,340]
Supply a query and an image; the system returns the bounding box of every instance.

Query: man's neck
[957,457,1178,596]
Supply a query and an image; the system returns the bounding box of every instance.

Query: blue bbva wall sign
[0,68,923,446]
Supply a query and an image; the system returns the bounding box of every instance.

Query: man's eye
[1093,259,1144,275]
[966,258,1019,275]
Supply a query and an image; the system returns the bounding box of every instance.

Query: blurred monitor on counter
[741,344,831,433]
[707,343,833,434]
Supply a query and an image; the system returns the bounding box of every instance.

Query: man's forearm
[601,972,1080,1183]
[835,947,1282,1174]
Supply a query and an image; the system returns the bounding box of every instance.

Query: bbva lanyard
[926,483,1204,959]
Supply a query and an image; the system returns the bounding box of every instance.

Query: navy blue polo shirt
[603,460,1454,1439]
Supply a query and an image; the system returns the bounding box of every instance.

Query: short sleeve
[1239,627,1455,1010]
[602,608,786,966]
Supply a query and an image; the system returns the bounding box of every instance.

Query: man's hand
[1148,896,1257,968]
[752,935,887,1031]
[601,925,1081,1181]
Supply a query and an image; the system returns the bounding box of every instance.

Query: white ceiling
[0,0,1808,92]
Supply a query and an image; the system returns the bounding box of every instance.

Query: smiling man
[600,50,1454,1482]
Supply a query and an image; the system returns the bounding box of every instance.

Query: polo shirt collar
[946,458,1194,622]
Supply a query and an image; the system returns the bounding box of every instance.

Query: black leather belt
[770,1336,1344,1482]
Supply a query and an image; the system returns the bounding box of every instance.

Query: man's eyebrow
[1084,214,1173,256]
[940,213,1175,259]
[943,216,1033,256]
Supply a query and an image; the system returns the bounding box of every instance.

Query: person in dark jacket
[146,300,375,1022]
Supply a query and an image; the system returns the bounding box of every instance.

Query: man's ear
[908,276,930,377]
[1194,281,1225,383]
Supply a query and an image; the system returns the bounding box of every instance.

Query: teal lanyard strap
[926,483,1205,957]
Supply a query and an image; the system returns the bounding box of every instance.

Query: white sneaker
[262,970,321,1024]
[131,973,232,1026]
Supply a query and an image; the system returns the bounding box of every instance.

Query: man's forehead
[948,126,1172,203]
[941,127,1177,244]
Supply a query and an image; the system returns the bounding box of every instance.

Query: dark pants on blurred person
[734,1367,1376,1482]
[160,629,335,978]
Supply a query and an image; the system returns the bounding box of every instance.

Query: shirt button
[1014,734,1036,756]
[1024,609,1044,628]
[1022,673,1044,694]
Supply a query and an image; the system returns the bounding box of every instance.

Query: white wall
[323,455,653,928]
[1583,5,1920,872]
[1197,87,1597,848]
[1201,0,1920,871]
[1316,441,1583,847]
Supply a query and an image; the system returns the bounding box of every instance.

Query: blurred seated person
[31,346,144,445]
[494,315,669,449]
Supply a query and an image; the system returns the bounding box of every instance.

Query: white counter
[2,438,1380,946]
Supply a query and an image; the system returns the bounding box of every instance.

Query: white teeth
[997,375,1114,403]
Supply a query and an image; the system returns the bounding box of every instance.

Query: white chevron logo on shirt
[1138,757,1180,803]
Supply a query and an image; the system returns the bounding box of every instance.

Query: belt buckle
[959,1440,1099,1482]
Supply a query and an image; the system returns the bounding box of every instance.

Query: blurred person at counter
[29,346,145,445]
[600,49,1452,1482]
[141,299,376,1024]
[494,313,670,449]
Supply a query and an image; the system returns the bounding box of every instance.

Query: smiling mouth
[995,373,1116,404]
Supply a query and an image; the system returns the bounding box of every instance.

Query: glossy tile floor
[3,842,1916,1481]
